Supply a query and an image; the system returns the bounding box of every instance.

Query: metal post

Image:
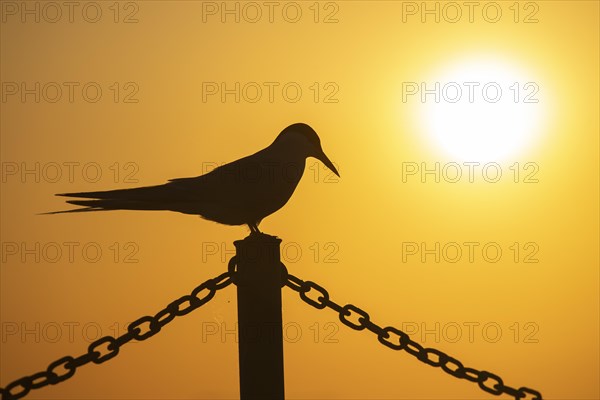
[234,233,285,400]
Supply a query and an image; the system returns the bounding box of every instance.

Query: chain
[1,260,543,399]
[285,273,543,400]
[0,271,233,400]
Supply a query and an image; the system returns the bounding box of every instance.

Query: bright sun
[419,58,545,162]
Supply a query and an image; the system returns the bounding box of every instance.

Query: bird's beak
[317,149,340,177]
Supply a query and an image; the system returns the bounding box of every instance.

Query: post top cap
[234,232,282,246]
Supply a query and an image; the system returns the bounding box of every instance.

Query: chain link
[285,273,543,400]
[0,271,233,400]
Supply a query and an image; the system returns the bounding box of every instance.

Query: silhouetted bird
[48,123,339,233]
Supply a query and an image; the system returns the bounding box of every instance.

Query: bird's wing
[53,181,205,213]
[57,184,182,201]
[51,148,278,216]
[51,155,254,213]
[167,151,267,202]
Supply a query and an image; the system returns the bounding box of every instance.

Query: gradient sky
[1,1,599,399]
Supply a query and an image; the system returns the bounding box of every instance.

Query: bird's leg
[248,222,262,235]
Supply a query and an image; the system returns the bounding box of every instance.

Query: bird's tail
[38,206,110,215]
[43,185,172,215]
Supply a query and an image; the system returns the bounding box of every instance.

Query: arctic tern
[49,123,339,233]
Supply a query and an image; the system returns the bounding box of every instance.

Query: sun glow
[420,58,546,162]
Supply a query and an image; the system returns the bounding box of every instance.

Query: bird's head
[273,123,340,177]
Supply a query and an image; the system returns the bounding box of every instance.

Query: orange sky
[1,1,598,399]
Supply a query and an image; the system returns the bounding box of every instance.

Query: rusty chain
[0,271,233,400]
[285,273,543,400]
